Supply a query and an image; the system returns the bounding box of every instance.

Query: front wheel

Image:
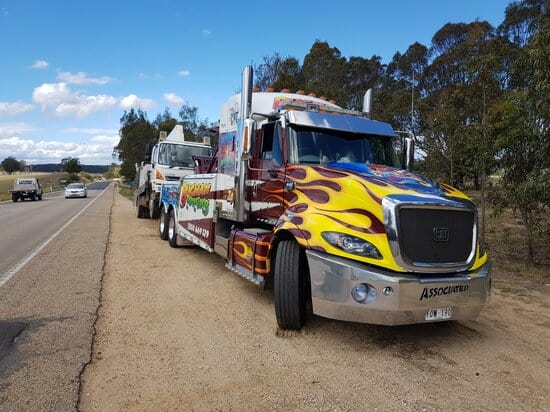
[38,194,42,200]
[167,208,179,248]
[159,207,170,240]
[274,240,308,330]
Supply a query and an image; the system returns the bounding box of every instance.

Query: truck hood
[277,163,472,272]
[324,162,446,196]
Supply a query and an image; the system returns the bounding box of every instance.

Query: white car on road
[65,183,87,198]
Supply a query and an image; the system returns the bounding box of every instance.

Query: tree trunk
[520,208,535,266]
[480,170,486,251]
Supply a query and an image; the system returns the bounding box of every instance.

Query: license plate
[425,307,454,321]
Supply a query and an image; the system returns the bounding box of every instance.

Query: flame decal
[297,188,330,204]
[358,180,383,205]
[298,179,341,192]
[315,167,349,178]
[273,163,474,272]
[288,228,311,240]
[289,203,308,213]
[315,208,386,234]
[288,168,307,179]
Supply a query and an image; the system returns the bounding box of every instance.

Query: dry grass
[0,172,69,201]
[468,190,550,289]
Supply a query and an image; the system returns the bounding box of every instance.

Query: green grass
[118,185,135,201]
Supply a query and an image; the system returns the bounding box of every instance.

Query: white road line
[0,184,112,289]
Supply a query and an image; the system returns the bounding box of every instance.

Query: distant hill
[31,164,110,173]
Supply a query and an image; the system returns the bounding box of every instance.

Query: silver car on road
[65,183,87,198]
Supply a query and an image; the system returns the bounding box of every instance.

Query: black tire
[149,197,160,219]
[32,194,37,201]
[168,208,179,248]
[136,195,148,218]
[12,196,17,202]
[159,207,170,240]
[274,240,308,330]
[38,194,42,200]
[137,205,148,218]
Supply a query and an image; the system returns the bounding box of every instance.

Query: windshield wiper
[169,162,190,168]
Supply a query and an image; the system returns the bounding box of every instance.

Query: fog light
[351,283,377,304]
[351,284,368,303]
[382,286,393,296]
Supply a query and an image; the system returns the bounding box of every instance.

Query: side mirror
[403,136,415,170]
[241,118,256,161]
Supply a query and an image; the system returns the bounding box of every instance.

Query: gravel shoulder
[80,193,550,411]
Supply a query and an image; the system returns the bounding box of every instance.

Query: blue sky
[0,0,507,165]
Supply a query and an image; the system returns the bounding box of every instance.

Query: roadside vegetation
[0,172,69,201]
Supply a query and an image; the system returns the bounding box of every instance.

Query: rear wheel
[159,207,170,240]
[136,195,148,218]
[168,208,179,248]
[274,240,308,330]
[12,196,17,202]
[149,197,160,219]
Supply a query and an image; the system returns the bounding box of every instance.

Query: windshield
[288,126,400,168]
[158,143,212,167]
[67,183,84,188]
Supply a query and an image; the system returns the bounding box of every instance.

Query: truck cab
[135,125,213,219]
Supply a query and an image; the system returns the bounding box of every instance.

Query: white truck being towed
[135,125,213,219]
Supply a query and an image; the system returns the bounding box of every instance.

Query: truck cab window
[288,125,400,168]
[271,123,283,166]
[260,122,274,160]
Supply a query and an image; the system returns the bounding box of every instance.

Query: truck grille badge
[433,227,450,242]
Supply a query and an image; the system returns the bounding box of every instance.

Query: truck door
[251,121,285,223]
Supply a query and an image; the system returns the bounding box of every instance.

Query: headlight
[321,231,382,259]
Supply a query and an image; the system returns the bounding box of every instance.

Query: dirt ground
[80,193,550,411]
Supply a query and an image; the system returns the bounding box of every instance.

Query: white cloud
[163,93,183,106]
[0,102,34,116]
[57,71,112,85]
[33,82,117,118]
[0,122,35,137]
[55,95,118,117]
[201,29,212,36]
[178,70,190,77]
[62,127,118,135]
[33,82,74,108]
[120,94,155,110]
[31,60,49,69]
[32,82,155,118]
[0,135,120,165]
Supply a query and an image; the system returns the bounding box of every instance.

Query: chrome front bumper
[306,250,491,326]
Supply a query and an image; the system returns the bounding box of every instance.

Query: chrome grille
[383,195,477,273]
[398,208,474,264]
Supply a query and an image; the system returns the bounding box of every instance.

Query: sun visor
[287,110,396,137]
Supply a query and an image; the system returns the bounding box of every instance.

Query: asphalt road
[0,182,113,411]
[0,181,111,279]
